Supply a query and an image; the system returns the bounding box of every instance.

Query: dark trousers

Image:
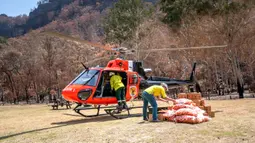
[115,87,126,106]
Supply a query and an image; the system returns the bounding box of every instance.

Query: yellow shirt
[110,75,124,91]
[144,85,167,98]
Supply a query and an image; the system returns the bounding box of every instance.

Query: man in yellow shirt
[142,83,176,122]
[109,72,127,111]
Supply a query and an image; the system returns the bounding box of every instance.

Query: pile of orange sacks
[162,98,211,124]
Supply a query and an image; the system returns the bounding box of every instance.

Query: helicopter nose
[62,85,83,102]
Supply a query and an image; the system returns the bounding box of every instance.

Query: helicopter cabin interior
[94,71,127,98]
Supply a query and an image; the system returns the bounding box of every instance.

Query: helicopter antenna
[81,62,89,70]
[189,63,196,81]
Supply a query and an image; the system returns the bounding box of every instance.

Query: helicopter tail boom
[139,62,198,89]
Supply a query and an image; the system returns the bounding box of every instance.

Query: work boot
[122,102,128,110]
[112,104,122,114]
[116,104,123,112]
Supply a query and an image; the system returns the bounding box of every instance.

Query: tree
[42,37,57,89]
[160,0,248,28]
[160,0,212,27]
[0,51,21,103]
[223,4,255,98]
[160,0,255,98]
[103,0,152,44]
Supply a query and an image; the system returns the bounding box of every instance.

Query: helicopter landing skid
[73,104,144,119]
[73,104,104,117]
[104,108,131,119]
[74,108,100,117]
[73,104,123,117]
[104,106,146,119]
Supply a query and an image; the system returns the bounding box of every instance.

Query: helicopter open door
[94,71,128,98]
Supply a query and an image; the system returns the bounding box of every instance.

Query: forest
[0,0,255,104]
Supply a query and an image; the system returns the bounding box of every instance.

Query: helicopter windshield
[72,69,100,86]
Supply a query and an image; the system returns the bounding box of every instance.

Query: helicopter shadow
[63,112,109,117]
[62,113,83,117]
[50,108,72,111]
[52,113,143,126]
[0,113,143,141]
[0,125,68,141]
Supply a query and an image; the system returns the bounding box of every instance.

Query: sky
[0,0,38,17]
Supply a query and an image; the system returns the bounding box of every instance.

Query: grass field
[0,99,255,143]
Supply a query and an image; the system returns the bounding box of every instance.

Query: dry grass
[0,99,255,143]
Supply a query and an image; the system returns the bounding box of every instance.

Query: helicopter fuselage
[62,59,140,105]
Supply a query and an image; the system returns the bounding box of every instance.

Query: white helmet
[161,82,168,91]
[109,72,115,77]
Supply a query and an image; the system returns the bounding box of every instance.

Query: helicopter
[44,31,227,119]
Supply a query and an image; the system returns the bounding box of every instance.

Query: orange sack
[203,116,211,122]
[172,104,194,110]
[175,108,198,116]
[175,98,194,105]
[163,110,175,122]
[166,115,176,122]
[175,115,198,124]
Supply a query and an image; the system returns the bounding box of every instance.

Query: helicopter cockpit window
[72,70,100,86]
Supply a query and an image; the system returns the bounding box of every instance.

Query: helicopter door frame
[97,76,105,98]
[94,71,106,98]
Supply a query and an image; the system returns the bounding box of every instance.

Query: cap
[109,72,115,76]
[161,82,168,91]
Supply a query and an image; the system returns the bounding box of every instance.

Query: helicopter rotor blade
[42,31,227,58]
[138,45,227,52]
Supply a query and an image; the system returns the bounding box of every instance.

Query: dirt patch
[0,99,255,143]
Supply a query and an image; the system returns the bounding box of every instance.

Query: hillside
[0,0,156,38]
